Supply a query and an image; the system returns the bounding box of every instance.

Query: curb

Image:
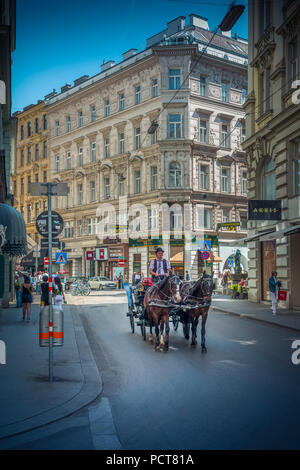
[212,306,300,333]
[0,307,103,441]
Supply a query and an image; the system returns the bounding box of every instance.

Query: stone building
[243,0,300,308]
[46,14,249,281]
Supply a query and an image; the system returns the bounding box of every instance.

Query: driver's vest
[152,258,168,280]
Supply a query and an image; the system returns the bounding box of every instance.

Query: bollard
[39,305,64,347]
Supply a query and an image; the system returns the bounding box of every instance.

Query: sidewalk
[0,297,102,441]
[212,295,300,332]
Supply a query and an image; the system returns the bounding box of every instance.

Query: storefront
[95,242,129,281]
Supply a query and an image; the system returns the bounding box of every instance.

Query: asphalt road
[4,292,300,450]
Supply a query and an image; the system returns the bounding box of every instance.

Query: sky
[12,0,249,113]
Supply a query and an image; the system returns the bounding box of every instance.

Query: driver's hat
[155,247,164,253]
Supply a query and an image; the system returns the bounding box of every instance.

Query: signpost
[41,238,65,249]
[29,182,67,382]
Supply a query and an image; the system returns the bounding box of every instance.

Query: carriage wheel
[140,320,146,341]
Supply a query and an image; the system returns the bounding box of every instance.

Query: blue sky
[12,0,248,112]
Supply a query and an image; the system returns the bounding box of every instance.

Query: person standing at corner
[149,247,171,284]
[269,270,281,316]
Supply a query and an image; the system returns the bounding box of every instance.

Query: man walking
[149,247,171,283]
[269,270,281,316]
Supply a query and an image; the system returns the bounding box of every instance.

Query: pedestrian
[14,272,23,308]
[135,272,141,285]
[118,272,123,289]
[52,277,66,310]
[21,275,33,321]
[269,270,281,316]
[40,274,49,306]
[186,270,190,281]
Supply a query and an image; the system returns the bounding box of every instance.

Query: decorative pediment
[100,161,112,170]
[74,167,85,177]
[129,153,144,162]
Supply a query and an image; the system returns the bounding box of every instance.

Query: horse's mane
[189,277,203,297]
[156,276,169,291]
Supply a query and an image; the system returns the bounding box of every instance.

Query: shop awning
[0,203,27,257]
[170,252,184,263]
[227,229,275,246]
[27,234,37,253]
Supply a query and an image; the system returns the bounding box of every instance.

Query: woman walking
[52,277,66,310]
[21,275,33,321]
[40,274,49,306]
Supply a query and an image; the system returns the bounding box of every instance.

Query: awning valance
[0,203,27,256]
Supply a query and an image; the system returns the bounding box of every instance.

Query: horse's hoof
[191,342,197,347]
[185,335,190,340]
[155,346,160,352]
[201,346,207,353]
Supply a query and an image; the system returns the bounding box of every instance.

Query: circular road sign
[201,251,210,261]
[36,211,64,238]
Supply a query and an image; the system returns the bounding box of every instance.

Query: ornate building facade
[46,14,248,281]
[243,0,300,308]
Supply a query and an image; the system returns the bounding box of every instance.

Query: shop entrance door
[291,233,300,309]
[261,240,276,301]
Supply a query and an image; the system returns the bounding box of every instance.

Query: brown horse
[144,275,181,352]
[179,275,213,353]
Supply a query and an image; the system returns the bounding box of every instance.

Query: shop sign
[129,237,162,247]
[108,247,124,260]
[95,248,108,261]
[217,222,240,232]
[86,251,95,261]
[169,235,185,246]
[248,200,281,220]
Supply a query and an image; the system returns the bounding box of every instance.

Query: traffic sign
[44,257,49,265]
[55,252,67,264]
[28,182,68,197]
[119,260,125,267]
[228,259,234,267]
[201,251,210,261]
[199,240,211,251]
[36,211,64,238]
[60,269,66,274]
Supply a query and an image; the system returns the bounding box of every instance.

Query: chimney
[101,60,115,72]
[166,16,185,36]
[189,14,209,30]
[122,49,138,61]
[44,89,57,100]
[61,83,72,93]
[73,75,89,87]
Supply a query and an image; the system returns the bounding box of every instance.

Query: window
[204,208,212,229]
[222,83,228,102]
[55,155,60,173]
[90,142,96,162]
[78,147,83,166]
[43,201,47,211]
[222,168,230,192]
[242,89,247,104]
[13,180,17,196]
[149,208,159,230]
[119,93,125,111]
[134,170,141,194]
[118,178,124,197]
[118,133,124,154]
[35,202,39,218]
[78,110,83,127]
[200,165,209,190]
[170,210,182,230]
[21,206,24,217]
[77,220,82,237]
[35,173,38,183]
[266,66,271,111]
[43,141,47,158]
[151,130,158,145]
[200,77,206,96]
[241,124,246,144]
[104,178,110,199]
[27,147,31,164]
[169,69,181,89]
[240,212,247,230]
[262,158,275,199]
[259,72,265,115]
[55,120,60,136]
[135,86,141,105]
[104,138,110,158]
[27,204,31,223]
[54,196,58,209]
[78,184,83,205]
[104,100,110,117]
[64,221,74,238]
[242,171,247,194]
[20,150,24,166]
[21,178,24,195]
[27,121,31,137]
[43,114,47,130]
[20,125,24,140]
[168,114,182,139]
[222,209,230,223]
[27,176,31,192]
[169,162,182,187]
[35,144,39,161]
[66,151,71,169]
[221,124,230,148]
[91,105,96,122]
[199,120,207,143]
[66,116,71,132]
[294,140,300,195]
[35,118,39,133]
[43,171,47,183]
[151,166,157,191]
[134,128,140,150]
[152,79,158,98]
[289,37,298,83]
[90,180,95,202]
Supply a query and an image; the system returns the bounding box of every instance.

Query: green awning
[0,203,27,257]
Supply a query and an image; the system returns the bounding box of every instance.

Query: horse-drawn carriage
[125,274,213,353]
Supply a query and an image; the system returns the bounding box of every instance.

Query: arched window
[169,162,181,187]
[262,158,275,200]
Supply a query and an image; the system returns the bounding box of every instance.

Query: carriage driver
[149,247,171,283]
